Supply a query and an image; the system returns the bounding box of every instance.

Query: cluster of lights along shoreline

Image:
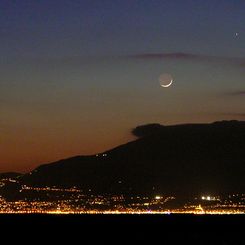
[0,177,245,214]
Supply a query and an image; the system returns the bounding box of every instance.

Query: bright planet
[159,73,173,88]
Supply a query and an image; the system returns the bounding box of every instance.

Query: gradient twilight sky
[0,0,244,172]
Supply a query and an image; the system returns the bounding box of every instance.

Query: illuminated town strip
[0,210,244,215]
[1,180,245,215]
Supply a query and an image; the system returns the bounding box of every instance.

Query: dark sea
[0,214,244,244]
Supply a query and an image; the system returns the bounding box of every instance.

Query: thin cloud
[129,52,203,59]
[127,52,245,66]
[226,91,245,96]
[217,112,245,118]
[132,124,164,137]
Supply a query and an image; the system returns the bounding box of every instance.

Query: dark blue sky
[0,0,244,57]
[0,0,244,172]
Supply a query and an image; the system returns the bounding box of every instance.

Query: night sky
[0,0,244,172]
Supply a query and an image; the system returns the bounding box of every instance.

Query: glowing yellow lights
[0,181,244,215]
[0,210,244,215]
[201,195,217,201]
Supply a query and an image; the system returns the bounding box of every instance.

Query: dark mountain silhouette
[18,120,245,196]
[0,172,22,180]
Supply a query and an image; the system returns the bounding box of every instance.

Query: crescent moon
[159,73,173,88]
[160,79,173,88]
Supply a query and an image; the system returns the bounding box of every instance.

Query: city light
[0,178,244,215]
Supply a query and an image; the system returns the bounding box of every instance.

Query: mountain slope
[20,121,245,196]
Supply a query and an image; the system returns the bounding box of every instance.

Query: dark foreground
[0,214,244,243]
